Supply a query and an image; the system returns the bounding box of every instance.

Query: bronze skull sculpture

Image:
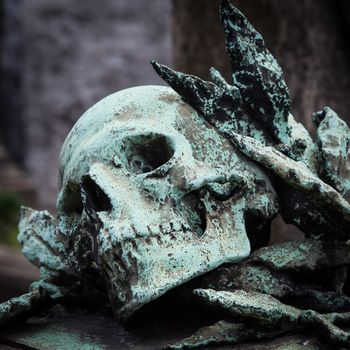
[2,1,350,348]
[54,84,277,320]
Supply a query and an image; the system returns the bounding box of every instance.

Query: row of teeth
[106,221,194,241]
[99,223,197,260]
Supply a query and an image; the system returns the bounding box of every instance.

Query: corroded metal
[1,0,350,349]
[56,85,278,320]
[3,85,278,323]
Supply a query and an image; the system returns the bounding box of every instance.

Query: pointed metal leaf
[151,61,223,117]
[220,0,291,143]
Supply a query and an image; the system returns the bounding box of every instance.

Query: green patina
[21,327,105,350]
[1,0,350,349]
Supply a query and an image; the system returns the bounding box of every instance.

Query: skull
[57,85,277,320]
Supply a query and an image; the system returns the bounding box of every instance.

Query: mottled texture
[152,0,350,348]
[167,289,350,349]
[0,308,332,349]
[1,1,350,349]
[0,289,51,327]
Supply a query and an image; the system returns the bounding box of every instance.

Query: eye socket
[123,134,174,175]
[81,176,112,212]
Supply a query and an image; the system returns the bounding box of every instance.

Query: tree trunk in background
[172,0,350,132]
[172,0,350,241]
[172,0,231,82]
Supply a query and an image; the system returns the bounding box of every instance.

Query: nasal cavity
[81,176,112,212]
[183,190,207,238]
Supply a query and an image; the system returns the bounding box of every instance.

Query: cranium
[56,85,278,320]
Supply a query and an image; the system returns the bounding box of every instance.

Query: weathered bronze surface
[1,0,350,348]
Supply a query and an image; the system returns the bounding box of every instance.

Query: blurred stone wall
[0,0,25,166]
[22,0,171,210]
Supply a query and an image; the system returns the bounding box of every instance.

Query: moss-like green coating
[1,1,350,349]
